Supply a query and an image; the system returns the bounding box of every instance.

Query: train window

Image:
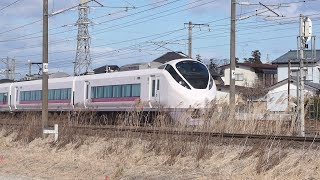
[68,89,71,99]
[91,84,141,98]
[31,91,36,101]
[48,90,54,100]
[20,88,71,101]
[36,90,41,100]
[0,93,7,103]
[157,79,160,90]
[131,84,140,97]
[113,85,122,98]
[103,86,113,98]
[91,87,96,98]
[20,92,24,101]
[54,89,61,100]
[3,93,7,103]
[122,85,131,97]
[25,91,31,101]
[97,86,104,98]
[176,61,209,89]
[61,89,69,99]
[165,65,190,89]
[152,80,156,97]
[86,84,89,99]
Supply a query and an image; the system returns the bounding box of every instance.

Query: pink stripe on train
[91,97,140,102]
[0,102,7,106]
[20,100,71,104]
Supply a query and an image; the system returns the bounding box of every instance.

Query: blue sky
[0,0,320,79]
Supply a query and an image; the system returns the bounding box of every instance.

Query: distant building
[272,49,320,83]
[0,79,14,84]
[49,72,70,79]
[152,51,188,64]
[23,72,70,81]
[267,78,320,112]
[91,52,187,73]
[120,62,162,71]
[93,65,120,74]
[220,63,277,87]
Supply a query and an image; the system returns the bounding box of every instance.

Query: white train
[0,59,216,123]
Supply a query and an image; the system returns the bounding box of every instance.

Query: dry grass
[0,128,319,179]
[0,103,318,179]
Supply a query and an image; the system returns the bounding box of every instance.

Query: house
[267,78,320,112]
[92,52,187,73]
[23,72,70,81]
[220,63,277,87]
[152,51,188,64]
[272,49,320,83]
[93,65,120,74]
[266,49,320,112]
[120,62,162,71]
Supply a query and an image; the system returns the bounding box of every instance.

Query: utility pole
[188,21,192,58]
[288,59,291,108]
[184,21,209,59]
[230,0,236,115]
[42,0,49,135]
[298,15,305,137]
[297,14,313,136]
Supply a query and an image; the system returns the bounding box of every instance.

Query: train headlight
[179,80,191,89]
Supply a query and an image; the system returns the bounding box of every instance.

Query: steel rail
[73,124,320,143]
[1,123,319,143]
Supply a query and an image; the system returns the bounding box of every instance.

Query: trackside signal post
[297,15,312,137]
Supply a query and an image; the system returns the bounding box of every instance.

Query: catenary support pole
[230,0,236,116]
[188,21,192,58]
[299,14,305,137]
[42,0,49,136]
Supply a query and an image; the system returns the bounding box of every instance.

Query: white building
[221,63,277,87]
[272,50,320,83]
[266,50,320,112]
[267,79,320,112]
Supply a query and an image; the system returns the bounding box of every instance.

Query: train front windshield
[176,61,209,89]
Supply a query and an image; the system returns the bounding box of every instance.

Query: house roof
[221,63,277,69]
[49,72,70,78]
[152,51,188,64]
[272,50,320,64]
[221,63,277,74]
[0,79,14,84]
[269,78,320,91]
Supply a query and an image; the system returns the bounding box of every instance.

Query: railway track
[1,122,320,143]
[74,125,320,143]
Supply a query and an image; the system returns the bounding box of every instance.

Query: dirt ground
[0,129,319,180]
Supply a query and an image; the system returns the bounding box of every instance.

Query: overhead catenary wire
[0,0,22,13]
[3,0,320,75]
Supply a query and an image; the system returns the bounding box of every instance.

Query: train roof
[0,58,195,87]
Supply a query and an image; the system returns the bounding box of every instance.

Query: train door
[84,81,90,108]
[14,87,18,110]
[149,76,160,105]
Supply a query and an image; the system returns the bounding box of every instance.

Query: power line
[0,0,22,13]
[0,19,42,36]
